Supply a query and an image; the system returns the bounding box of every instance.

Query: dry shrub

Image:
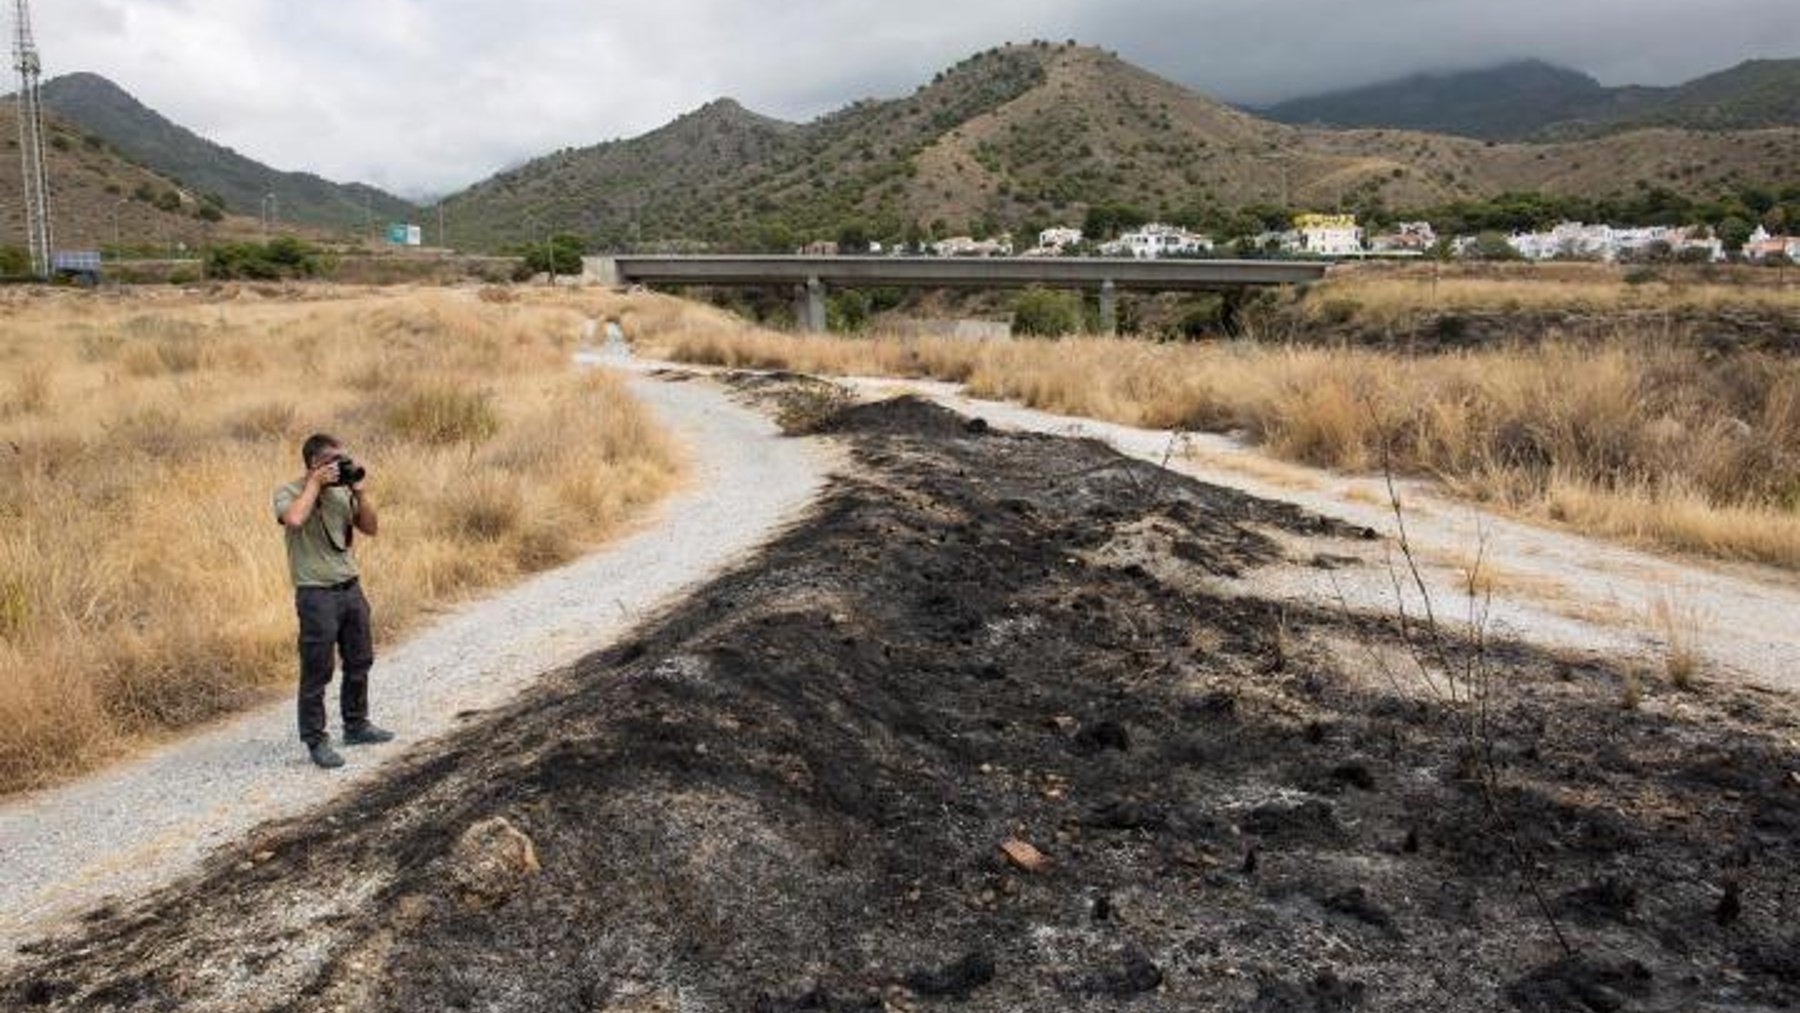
[0,286,681,793]
[774,382,856,435]
[387,382,502,445]
[439,476,525,541]
[120,342,168,378]
[228,401,299,442]
[1650,594,1707,690]
[8,362,51,415]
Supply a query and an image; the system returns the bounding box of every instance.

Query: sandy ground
[806,373,1800,700]
[0,349,836,963]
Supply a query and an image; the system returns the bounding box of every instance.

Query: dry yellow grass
[640,305,1800,569]
[1649,592,1709,690]
[0,285,681,792]
[1308,262,1800,324]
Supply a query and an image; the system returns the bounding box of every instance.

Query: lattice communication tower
[12,0,52,278]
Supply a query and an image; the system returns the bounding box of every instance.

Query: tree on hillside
[836,224,871,254]
[523,233,586,276]
[1718,216,1755,253]
[1466,232,1523,261]
[1083,203,1148,240]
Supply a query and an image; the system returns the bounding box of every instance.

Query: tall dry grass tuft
[636,300,1800,569]
[0,287,680,792]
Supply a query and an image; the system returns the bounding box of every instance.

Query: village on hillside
[801,215,1800,265]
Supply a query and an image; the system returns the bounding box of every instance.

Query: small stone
[1000,838,1048,872]
[252,850,275,863]
[235,861,255,873]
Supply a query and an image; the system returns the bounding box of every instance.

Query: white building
[1294,214,1364,257]
[1508,223,1615,261]
[1507,222,1726,262]
[1370,221,1436,254]
[932,235,1014,257]
[1099,223,1214,259]
[1038,227,1083,250]
[1745,226,1800,262]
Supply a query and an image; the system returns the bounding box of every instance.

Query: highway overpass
[585,255,1330,333]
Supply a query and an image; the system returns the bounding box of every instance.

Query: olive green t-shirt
[272,481,360,588]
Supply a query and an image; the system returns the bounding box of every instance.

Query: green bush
[1172,295,1226,340]
[521,233,585,276]
[1012,286,1085,337]
[827,289,873,332]
[0,246,29,276]
[205,238,321,280]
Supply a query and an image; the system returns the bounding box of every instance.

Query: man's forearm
[280,483,322,528]
[353,490,379,536]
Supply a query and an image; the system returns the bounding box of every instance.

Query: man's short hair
[301,433,341,467]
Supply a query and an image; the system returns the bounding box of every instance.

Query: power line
[12,0,53,278]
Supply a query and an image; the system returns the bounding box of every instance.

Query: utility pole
[12,0,53,278]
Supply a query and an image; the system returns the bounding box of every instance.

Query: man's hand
[306,459,340,490]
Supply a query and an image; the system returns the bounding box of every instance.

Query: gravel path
[0,355,835,961]
[825,373,1800,698]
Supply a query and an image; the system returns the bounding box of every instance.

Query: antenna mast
[13,0,52,278]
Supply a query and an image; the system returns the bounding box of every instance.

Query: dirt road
[0,363,835,962]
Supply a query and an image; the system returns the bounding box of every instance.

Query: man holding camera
[274,433,394,769]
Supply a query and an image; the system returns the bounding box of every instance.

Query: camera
[331,456,367,487]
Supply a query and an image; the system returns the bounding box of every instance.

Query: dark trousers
[296,582,375,745]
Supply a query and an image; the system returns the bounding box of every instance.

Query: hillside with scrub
[437,42,1800,252]
[0,100,268,265]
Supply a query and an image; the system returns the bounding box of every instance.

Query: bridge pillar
[804,276,827,333]
[1098,279,1118,336]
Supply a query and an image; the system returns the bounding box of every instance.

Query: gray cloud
[29,0,1800,197]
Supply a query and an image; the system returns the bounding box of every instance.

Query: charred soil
[6,388,1799,1012]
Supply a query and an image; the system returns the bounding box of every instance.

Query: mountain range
[437,43,1800,250]
[1260,58,1800,140]
[7,44,1799,256]
[37,73,416,233]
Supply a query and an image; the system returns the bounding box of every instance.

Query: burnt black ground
[5,389,1799,1012]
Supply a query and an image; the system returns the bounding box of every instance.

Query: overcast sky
[33,0,1800,199]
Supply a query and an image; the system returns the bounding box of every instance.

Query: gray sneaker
[308,741,345,769]
[343,723,395,746]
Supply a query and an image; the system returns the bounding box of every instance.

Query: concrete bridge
[585,255,1330,334]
